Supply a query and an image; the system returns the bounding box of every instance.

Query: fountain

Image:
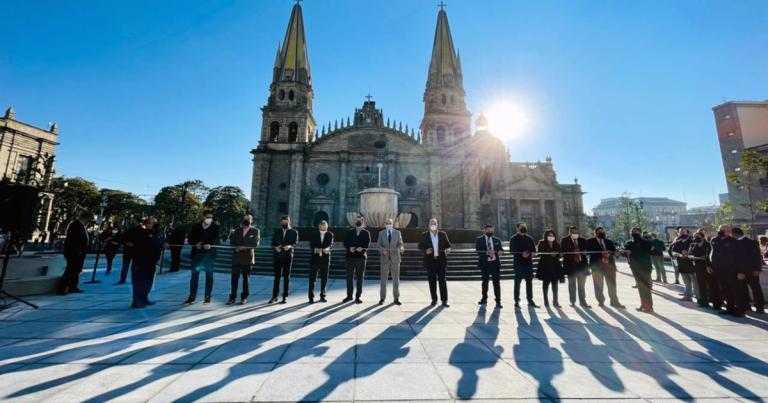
[346,163,411,228]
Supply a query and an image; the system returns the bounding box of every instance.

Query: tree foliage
[204,186,250,232]
[100,189,149,227]
[608,196,650,241]
[726,149,768,236]
[48,176,100,233]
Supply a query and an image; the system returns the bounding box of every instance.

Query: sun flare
[484,101,528,141]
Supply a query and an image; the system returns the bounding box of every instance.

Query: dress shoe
[226,299,236,305]
[204,298,211,304]
[393,299,402,305]
[355,299,363,304]
[268,297,277,304]
[528,301,539,308]
[114,281,126,285]
[319,296,327,303]
[581,303,592,309]
[478,299,487,305]
[430,301,437,307]
[70,288,84,293]
[514,302,521,309]
[569,303,576,307]
[240,298,247,305]
[184,298,195,305]
[309,298,315,304]
[130,302,145,309]
[280,297,287,304]
[496,302,503,309]
[342,297,353,303]
[598,302,605,307]
[379,299,384,305]
[553,303,563,308]
[145,301,156,306]
[610,303,626,309]
[441,302,450,308]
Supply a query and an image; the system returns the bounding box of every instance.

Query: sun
[484,101,528,141]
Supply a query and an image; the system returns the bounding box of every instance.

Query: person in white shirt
[418,218,452,307]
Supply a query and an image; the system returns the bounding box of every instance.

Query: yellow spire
[275,3,311,85]
[428,8,462,87]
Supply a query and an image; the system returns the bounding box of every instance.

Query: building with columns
[250,4,584,237]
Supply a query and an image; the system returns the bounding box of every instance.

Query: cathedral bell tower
[260,3,316,145]
[420,5,471,147]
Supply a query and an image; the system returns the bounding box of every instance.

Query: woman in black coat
[536,230,563,308]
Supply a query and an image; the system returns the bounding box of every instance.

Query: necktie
[599,239,605,251]
[574,239,582,263]
[388,231,391,243]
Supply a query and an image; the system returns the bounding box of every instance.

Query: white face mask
[319,229,327,234]
[570,234,579,240]
[429,224,438,231]
[547,236,555,242]
[385,224,393,231]
[204,218,213,226]
[111,230,118,235]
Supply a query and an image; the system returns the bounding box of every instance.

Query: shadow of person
[513,306,564,401]
[449,305,503,399]
[298,305,442,402]
[609,308,764,399]
[3,301,314,401]
[577,307,693,400]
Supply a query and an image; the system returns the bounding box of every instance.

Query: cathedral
[250,3,584,238]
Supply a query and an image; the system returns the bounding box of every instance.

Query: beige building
[0,106,59,237]
[713,100,768,232]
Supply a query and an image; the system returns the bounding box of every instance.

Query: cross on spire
[365,93,373,102]
[295,0,303,5]
[437,1,446,10]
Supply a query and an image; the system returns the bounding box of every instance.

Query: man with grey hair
[309,220,334,303]
[378,218,404,305]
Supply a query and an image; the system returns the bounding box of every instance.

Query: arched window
[450,95,455,105]
[441,94,447,105]
[288,90,295,101]
[288,122,299,142]
[270,121,280,141]
[313,211,330,227]
[436,126,445,144]
[278,89,285,100]
[407,212,419,228]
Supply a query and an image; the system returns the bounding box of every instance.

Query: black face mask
[486,232,493,237]
[717,231,726,238]
[632,233,641,239]
[518,227,527,233]
[679,234,688,239]
[243,220,252,226]
[355,221,362,227]
[281,223,288,229]
[694,237,703,242]
[596,232,606,239]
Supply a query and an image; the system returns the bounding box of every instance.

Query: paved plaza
[1,259,767,402]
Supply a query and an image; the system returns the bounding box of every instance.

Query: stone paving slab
[0,259,766,402]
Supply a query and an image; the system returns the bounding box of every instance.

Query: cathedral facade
[250,4,584,238]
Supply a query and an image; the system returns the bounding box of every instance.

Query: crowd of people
[54,211,766,317]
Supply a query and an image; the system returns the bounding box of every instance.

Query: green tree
[49,176,100,234]
[695,202,734,233]
[153,184,202,226]
[726,149,768,237]
[100,189,149,226]
[608,196,650,241]
[204,186,250,233]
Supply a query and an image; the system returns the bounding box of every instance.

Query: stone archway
[313,210,330,227]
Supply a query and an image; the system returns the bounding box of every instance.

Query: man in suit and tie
[271,215,298,304]
[586,226,625,308]
[510,222,538,308]
[561,226,590,308]
[419,218,452,307]
[57,211,95,295]
[377,218,404,305]
[731,227,765,316]
[476,224,503,308]
[343,216,371,303]
[185,210,221,305]
[309,220,334,303]
[228,213,260,305]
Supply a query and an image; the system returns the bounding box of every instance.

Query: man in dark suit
[343,216,370,303]
[115,216,140,285]
[184,210,220,305]
[309,220,334,303]
[561,226,590,308]
[731,227,765,316]
[228,213,260,305]
[510,222,537,308]
[271,215,298,304]
[711,225,736,312]
[57,212,94,295]
[623,227,655,313]
[167,223,186,272]
[419,218,452,307]
[476,224,503,308]
[586,227,624,308]
[131,216,166,308]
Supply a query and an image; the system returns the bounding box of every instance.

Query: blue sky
[3,0,767,211]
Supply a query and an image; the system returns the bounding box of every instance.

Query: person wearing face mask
[343,216,371,303]
[710,225,735,312]
[561,226,590,308]
[309,220,334,303]
[688,231,713,308]
[115,216,141,285]
[377,218,404,305]
[418,218,452,307]
[536,230,563,308]
[622,227,655,313]
[670,228,696,302]
[168,223,187,272]
[270,215,298,304]
[184,210,221,305]
[102,225,121,275]
[731,227,765,316]
[476,224,503,308]
[228,213,260,305]
[131,217,167,308]
[586,227,624,308]
[510,222,538,308]
[649,232,668,283]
